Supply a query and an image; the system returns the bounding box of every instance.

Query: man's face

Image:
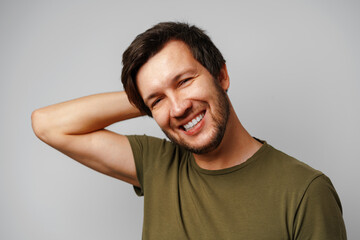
[136,40,230,154]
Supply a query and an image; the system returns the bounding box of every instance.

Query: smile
[183,112,205,131]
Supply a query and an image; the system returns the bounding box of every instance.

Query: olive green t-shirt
[127,135,346,240]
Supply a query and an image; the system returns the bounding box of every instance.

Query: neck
[193,103,262,170]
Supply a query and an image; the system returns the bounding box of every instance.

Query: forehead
[136,40,201,95]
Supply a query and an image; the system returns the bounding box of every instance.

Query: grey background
[1,0,359,239]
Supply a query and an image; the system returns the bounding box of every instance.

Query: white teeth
[183,113,204,131]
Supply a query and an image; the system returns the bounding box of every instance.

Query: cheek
[191,86,216,105]
[186,82,208,100]
[191,76,218,97]
[153,109,170,129]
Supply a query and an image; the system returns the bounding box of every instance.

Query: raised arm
[31,91,143,186]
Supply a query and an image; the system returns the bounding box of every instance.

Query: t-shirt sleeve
[126,135,176,197]
[126,135,146,196]
[293,174,347,239]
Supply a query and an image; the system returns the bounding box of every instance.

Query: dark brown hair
[121,22,226,116]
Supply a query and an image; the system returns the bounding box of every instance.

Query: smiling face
[136,40,230,154]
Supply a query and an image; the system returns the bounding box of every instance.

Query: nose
[169,95,192,118]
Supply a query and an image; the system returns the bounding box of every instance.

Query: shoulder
[126,134,190,168]
[127,134,177,154]
[127,134,169,149]
[252,142,327,206]
[263,143,323,186]
[260,143,346,238]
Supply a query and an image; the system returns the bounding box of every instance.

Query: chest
[142,165,297,240]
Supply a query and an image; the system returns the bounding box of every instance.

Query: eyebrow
[144,68,196,104]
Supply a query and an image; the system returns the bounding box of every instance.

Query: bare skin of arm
[31,91,143,186]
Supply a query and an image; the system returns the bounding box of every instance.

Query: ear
[218,64,230,91]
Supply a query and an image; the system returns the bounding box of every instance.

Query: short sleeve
[293,175,347,239]
[126,135,178,197]
[126,135,146,196]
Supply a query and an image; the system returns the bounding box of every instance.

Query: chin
[163,127,224,155]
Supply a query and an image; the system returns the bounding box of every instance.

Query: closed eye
[150,97,163,109]
[178,77,193,87]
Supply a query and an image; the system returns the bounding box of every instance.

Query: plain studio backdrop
[1,0,359,239]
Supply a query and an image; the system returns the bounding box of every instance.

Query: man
[32,22,346,239]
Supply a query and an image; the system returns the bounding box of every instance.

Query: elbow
[31,109,50,141]
[31,108,68,148]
